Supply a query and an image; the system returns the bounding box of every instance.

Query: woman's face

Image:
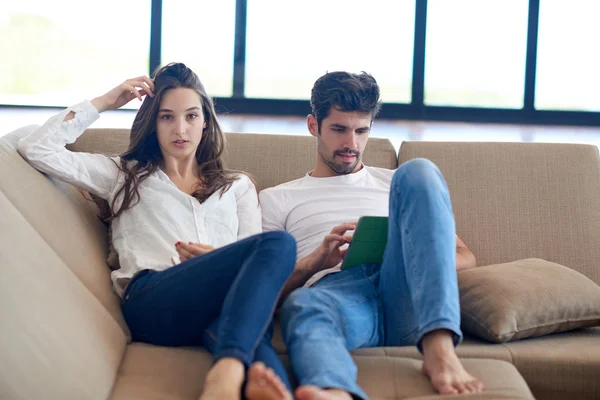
[155,87,206,162]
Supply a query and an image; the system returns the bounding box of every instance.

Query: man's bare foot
[199,357,244,400]
[295,385,353,400]
[245,362,293,400]
[421,330,484,395]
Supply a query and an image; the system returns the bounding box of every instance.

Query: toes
[265,368,276,380]
[266,368,289,397]
[249,361,266,374]
[248,362,267,385]
[456,382,469,394]
[437,382,459,395]
[471,379,485,393]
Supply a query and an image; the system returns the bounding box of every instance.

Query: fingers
[187,242,214,254]
[175,242,214,260]
[322,233,344,246]
[121,82,144,102]
[176,244,195,260]
[339,248,348,258]
[137,75,155,93]
[330,222,357,235]
[122,76,155,100]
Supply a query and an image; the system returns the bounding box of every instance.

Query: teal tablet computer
[341,216,389,270]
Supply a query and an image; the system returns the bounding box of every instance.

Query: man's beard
[320,147,361,175]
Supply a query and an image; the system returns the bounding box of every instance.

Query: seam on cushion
[503,342,516,365]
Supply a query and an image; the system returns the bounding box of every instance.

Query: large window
[244,0,415,103]
[535,1,600,111]
[0,1,150,107]
[161,0,236,97]
[1,0,598,127]
[424,0,529,108]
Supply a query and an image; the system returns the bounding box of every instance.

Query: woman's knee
[260,230,296,254]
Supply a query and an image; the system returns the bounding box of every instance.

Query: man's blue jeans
[280,159,462,399]
[122,230,296,390]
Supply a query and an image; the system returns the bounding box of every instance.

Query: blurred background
[2,0,599,149]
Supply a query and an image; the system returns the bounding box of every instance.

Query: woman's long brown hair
[109,63,240,220]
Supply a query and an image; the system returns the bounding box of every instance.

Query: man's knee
[393,158,445,193]
[280,288,337,341]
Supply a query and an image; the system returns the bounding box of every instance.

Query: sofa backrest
[399,141,600,285]
[0,126,128,399]
[68,129,399,190]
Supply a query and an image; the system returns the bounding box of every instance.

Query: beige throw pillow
[458,258,600,343]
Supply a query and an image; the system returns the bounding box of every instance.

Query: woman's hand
[91,76,155,113]
[175,241,215,263]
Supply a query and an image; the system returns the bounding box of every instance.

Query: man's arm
[278,222,357,305]
[456,235,476,271]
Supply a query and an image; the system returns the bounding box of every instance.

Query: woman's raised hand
[91,76,155,113]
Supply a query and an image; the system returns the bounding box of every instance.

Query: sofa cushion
[0,191,127,400]
[110,343,212,400]
[1,127,129,336]
[355,357,533,399]
[352,337,513,363]
[398,141,600,286]
[459,258,600,343]
[111,344,534,400]
[503,327,600,400]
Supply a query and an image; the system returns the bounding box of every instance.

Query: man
[259,71,483,400]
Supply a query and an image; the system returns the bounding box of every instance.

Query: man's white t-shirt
[259,166,395,287]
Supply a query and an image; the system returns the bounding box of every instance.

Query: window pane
[0,1,150,107]
[162,0,235,97]
[535,1,600,111]
[424,0,528,108]
[245,0,415,103]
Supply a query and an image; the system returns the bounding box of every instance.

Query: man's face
[309,107,372,175]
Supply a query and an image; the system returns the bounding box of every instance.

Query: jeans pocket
[122,269,152,303]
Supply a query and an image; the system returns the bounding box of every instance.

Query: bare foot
[245,362,293,400]
[199,357,244,400]
[295,385,353,400]
[421,330,484,395]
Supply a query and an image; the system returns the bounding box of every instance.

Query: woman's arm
[17,76,154,200]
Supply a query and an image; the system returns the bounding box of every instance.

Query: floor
[2,107,600,151]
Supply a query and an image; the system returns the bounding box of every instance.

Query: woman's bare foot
[199,357,245,400]
[245,362,293,400]
[295,385,353,400]
[421,330,484,395]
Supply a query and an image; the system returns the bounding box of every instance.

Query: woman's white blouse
[17,100,262,297]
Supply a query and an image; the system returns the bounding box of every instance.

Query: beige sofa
[1,125,599,400]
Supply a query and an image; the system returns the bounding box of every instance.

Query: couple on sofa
[17,63,483,400]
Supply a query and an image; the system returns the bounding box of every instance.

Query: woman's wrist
[91,97,108,113]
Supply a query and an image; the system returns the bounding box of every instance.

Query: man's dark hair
[310,71,382,130]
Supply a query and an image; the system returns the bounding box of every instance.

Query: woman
[18,63,294,400]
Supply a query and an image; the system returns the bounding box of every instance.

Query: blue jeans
[122,230,296,391]
[280,159,462,400]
